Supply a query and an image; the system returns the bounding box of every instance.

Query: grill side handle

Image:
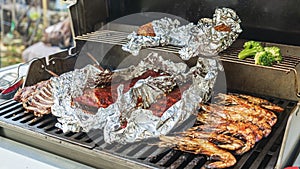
[276,102,300,168]
[295,64,300,98]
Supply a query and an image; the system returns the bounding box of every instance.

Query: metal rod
[87,52,100,66]
[45,69,59,77]
[42,0,48,29]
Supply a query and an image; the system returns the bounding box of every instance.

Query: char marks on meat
[159,93,283,168]
[159,135,237,169]
[137,22,156,37]
[14,80,53,116]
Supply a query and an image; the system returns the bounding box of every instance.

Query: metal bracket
[24,51,76,87]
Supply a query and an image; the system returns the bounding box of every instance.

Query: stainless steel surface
[0,136,94,169]
[277,102,300,168]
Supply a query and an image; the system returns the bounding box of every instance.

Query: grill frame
[9,24,300,168]
[2,2,300,167]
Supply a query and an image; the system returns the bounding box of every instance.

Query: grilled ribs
[14,68,188,118]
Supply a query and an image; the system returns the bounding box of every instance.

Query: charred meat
[14,80,53,116]
[137,22,156,37]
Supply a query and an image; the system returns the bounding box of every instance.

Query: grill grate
[75,30,300,73]
[0,95,296,169]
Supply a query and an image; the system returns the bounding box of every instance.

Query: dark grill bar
[0,95,296,169]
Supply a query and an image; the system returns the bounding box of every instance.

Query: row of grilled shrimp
[159,93,284,168]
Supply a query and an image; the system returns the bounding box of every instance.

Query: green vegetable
[237,40,283,66]
[264,46,282,63]
[238,41,264,60]
[254,51,275,66]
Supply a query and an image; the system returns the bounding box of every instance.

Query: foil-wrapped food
[122,7,242,60]
[14,52,220,144]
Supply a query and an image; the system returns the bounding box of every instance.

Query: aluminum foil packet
[122,7,242,60]
[51,65,103,132]
[50,52,220,144]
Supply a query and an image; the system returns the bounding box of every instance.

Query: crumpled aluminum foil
[50,52,220,144]
[51,65,103,132]
[122,7,242,60]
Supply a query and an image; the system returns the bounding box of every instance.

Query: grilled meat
[189,121,257,155]
[73,70,180,116]
[159,136,237,169]
[180,131,244,151]
[14,80,53,116]
[214,23,231,32]
[199,103,271,137]
[197,111,264,142]
[215,93,279,125]
[149,83,190,117]
[158,93,283,168]
[14,68,185,118]
[237,94,284,112]
[137,22,156,37]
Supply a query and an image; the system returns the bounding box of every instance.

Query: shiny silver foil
[50,52,220,144]
[121,17,180,56]
[51,65,103,132]
[122,8,242,60]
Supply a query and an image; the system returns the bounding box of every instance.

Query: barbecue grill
[1,0,300,169]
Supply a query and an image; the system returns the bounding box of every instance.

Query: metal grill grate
[0,95,296,169]
[75,30,300,73]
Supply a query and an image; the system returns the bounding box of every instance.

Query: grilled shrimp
[197,111,264,142]
[159,136,237,168]
[189,121,257,154]
[214,94,278,127]
[237,94,284,112]
[199,104,271,138]
[180,131,244,150]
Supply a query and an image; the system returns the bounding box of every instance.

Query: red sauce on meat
[73,70,190,118]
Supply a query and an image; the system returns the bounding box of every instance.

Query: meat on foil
[122,7,242,60]
[13,52,219,143]
[158,93,284,168]
[13,68,179,117]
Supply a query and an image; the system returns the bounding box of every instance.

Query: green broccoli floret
[243,41,262,49]
[264,46,282,63]
[254,51,275,66]
[238,41,264,60]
